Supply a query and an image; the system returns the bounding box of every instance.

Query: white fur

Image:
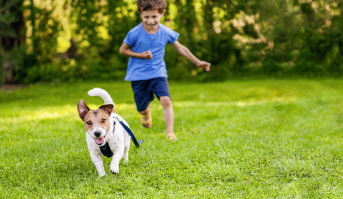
[85,89,131,177]
[88,88,115,106]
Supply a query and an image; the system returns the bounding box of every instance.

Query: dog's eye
[87,121,92,125]
[102,119,106,123]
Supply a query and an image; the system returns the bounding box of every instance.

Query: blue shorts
[131,77,171,112]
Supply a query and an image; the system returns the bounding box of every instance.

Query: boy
[119,0,211,140]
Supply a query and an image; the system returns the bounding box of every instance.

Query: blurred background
[1,0,343,85]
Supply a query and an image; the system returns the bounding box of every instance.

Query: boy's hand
[196,61,211,71]
[140,51,153,59]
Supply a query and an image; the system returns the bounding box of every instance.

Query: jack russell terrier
[77,88,131,177]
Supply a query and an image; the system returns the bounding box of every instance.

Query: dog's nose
[94,131,101,137]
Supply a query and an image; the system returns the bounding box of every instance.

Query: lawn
[1,79,343,198]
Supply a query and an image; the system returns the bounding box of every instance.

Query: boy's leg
[159,96,175,137]
[131,80,154,128]
[139,105,152,128]
[152,77,177,140]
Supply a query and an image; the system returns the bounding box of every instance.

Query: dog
[77,88,131,177]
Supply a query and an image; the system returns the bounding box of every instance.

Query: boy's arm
[172,41,211,71]
[119,43,153,59]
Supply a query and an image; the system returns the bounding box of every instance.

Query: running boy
[119,0,211,140]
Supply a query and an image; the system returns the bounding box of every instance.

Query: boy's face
[140,9,165,32]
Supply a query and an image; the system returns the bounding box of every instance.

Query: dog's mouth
[94,137,104,145]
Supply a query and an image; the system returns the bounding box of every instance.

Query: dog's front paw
[110,165,119,174]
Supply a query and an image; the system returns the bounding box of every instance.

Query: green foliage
[0,0,20,37]
[0,46,25,84]
[0,0,25,84]
[2,0,343,84]
[2,80,343,197]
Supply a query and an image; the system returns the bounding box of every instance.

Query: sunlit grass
[1,79,343,198]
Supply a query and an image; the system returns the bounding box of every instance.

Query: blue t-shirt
[123,23,179,81]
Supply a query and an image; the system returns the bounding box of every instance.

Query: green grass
[1,79,343,198]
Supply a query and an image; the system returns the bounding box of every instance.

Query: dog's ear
[99,104,114,116]
[77,99,90,121]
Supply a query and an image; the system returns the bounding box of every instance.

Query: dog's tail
[88,88,114,106]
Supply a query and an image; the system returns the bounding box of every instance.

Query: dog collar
[99,120,116,158]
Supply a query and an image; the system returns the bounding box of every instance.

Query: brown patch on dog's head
[78,100,113,145]
[83,108,111,133]
[77,99,90,121]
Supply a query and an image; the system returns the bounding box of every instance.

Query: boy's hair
[137,0,166,13]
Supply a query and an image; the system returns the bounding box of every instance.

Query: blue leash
[119,121,143,147]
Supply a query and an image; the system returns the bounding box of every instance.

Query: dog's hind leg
[90,152,106,177]
[122,137,130,164]
[122,148,129,164]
